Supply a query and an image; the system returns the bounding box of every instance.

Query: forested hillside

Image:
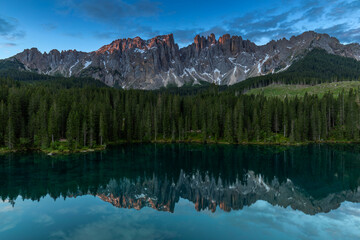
[0,75,360,153]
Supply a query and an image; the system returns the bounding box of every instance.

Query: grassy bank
[0,141,106,155]
[246,81,360,98]
[42,144,106,155]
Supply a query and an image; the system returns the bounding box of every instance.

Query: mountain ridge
[8,31,360,89]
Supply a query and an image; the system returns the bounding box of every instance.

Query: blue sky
[1,0,360,59]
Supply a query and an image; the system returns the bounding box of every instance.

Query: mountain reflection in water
[1,144,360,215]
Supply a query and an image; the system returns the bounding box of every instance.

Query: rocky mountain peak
[96,33,177,54]
[218,33,231,45]
[192,33,256,54]
[149,33,176,47]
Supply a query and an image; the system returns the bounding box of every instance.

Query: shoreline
[0,139,358,155]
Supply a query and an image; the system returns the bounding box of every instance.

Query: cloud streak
[60,0,161,22]
[42,23,58,31]
[0,16,25,41]
[53,0,360,47]
[57,0,162,41]
[170,0,360,45]
[0,43,17,48]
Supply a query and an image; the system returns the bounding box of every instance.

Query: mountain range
[6,31,360,89]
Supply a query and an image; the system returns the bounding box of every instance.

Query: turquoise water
[0,144,360,239]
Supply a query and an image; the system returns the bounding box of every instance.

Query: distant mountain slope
[0,59,108,89]
[286,48,360,79]
[229,48,360,92]
[7,31,360,89]
[0,58,47,81]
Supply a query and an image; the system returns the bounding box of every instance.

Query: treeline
[1,77,360,150]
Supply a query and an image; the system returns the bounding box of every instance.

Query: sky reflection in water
[0,197,360,240]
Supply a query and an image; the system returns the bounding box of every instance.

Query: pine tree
[82,119,88,146]
[224,110,233,143]
[66,107,80,148]
[99,113,106,145]
[48,102,58,144]
[7,117,15,149]
[0,101,7,146]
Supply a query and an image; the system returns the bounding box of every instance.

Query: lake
[0,144,360,240]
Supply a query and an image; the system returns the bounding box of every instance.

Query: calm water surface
[1,144,360,240]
